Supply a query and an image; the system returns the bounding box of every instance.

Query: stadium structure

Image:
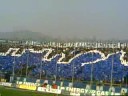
[0,40,128,95]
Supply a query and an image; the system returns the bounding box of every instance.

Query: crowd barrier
[36,85,121,95]
[1,81,128,95]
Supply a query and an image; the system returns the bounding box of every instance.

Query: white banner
[1,82,12,87]
[37,87,61,94]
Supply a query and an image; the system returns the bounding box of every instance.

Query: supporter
[52,84,57,89]
[121,90,125,95]
[96,83,103,91]
[109,87,115,94]
[42,83,47,88]
[121,89,127,95]
[86,84,91,90]
[52,81,57,89]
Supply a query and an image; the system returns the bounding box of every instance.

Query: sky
[0,0,128,40]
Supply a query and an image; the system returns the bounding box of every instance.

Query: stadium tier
[0,45,128,83]
[0,43,128,95]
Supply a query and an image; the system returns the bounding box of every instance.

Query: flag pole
[110,45,114,87]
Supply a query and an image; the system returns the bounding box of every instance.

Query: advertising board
[59,86,121,95]
[37,87,61,94]
[18,84,37,90]
[1,82,12,87]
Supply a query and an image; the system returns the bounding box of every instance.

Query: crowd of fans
[0,43,128,85]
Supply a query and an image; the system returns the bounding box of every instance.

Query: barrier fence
[0,81,128,96]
